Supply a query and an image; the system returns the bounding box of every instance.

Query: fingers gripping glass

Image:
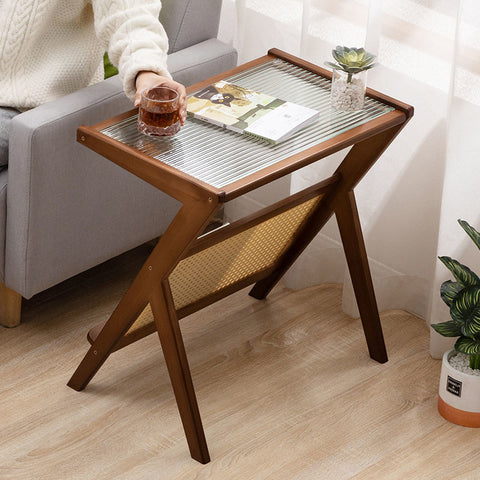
[137,86,181,137]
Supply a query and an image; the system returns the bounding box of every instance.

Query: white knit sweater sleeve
[91,0,171,101]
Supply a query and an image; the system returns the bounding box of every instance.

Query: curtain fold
[218,0,480,358]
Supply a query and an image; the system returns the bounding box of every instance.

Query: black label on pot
[447,376,462,397]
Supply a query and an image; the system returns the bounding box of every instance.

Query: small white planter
[438,349,480,427]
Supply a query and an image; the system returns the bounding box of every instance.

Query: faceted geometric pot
[438,349,480,427]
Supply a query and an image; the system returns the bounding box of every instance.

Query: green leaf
[431,321,463,337]
[332,48,346,64]
[103,52,118,79]
[346,61,363,68]
[455,336,480,355]
[331,46,376,73]
[470,354,480,370]
[325,61,342,71]
[344,51,361,64]
[361,56,376,67]
[450,286,480,336]
[439,256,480,287]
[356,48,366,61]
[459,219,480,252]
[440,280,464,306]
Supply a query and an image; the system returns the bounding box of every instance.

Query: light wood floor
[1,243,478,480]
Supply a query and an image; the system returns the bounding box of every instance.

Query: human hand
[134,72,187,125]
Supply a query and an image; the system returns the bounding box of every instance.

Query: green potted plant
[326,46,376,112]
[431,219,480,427]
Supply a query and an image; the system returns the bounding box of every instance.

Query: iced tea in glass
[137,86,181,136]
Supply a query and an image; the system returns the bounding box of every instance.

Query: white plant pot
[438,349,480,427]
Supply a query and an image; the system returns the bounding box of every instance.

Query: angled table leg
[67,286,148,391]
[249,124,406,363]
[151,282,210,464]
[334,190,388,363]
[68,197,218,463]
[250,124,405,301]
[249,184,337,300]
[67,199,218,392]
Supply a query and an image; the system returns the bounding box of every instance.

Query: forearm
[92,0,171,101]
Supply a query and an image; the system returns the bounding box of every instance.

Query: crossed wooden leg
[151,283,210,463]
[68,199,218,463]
[67,124,408,463]
[250,125,407,363]
[334,190,387,363]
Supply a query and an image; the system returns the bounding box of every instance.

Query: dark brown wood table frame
[68,49,414,464]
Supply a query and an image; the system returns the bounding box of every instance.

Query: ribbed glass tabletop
[100,59,394,189]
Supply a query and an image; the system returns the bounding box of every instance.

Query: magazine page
[244,102,320,144]
[187,81,319,143]
[187,81,285,131]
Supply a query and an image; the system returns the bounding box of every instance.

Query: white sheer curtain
[218,0,480,358]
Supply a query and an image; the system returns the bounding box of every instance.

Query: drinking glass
[137,86,181,136]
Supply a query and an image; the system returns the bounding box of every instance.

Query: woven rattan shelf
[68,49,414,464]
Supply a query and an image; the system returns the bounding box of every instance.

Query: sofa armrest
[5,37,236,298]
[6,77,179,297]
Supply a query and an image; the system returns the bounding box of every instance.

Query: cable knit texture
[0,0,171,110]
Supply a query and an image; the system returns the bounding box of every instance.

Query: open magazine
[187,81,319,144]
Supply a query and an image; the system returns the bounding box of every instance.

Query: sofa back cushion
[160,0,222,54]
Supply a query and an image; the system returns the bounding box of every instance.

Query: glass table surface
[100,58,394,189]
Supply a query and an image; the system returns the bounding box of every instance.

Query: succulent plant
[326,46,376,83]
[431,220,480,370]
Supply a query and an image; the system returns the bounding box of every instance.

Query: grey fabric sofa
[0,0,237,327]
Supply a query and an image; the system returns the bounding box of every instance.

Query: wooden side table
[68,49,413,464]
